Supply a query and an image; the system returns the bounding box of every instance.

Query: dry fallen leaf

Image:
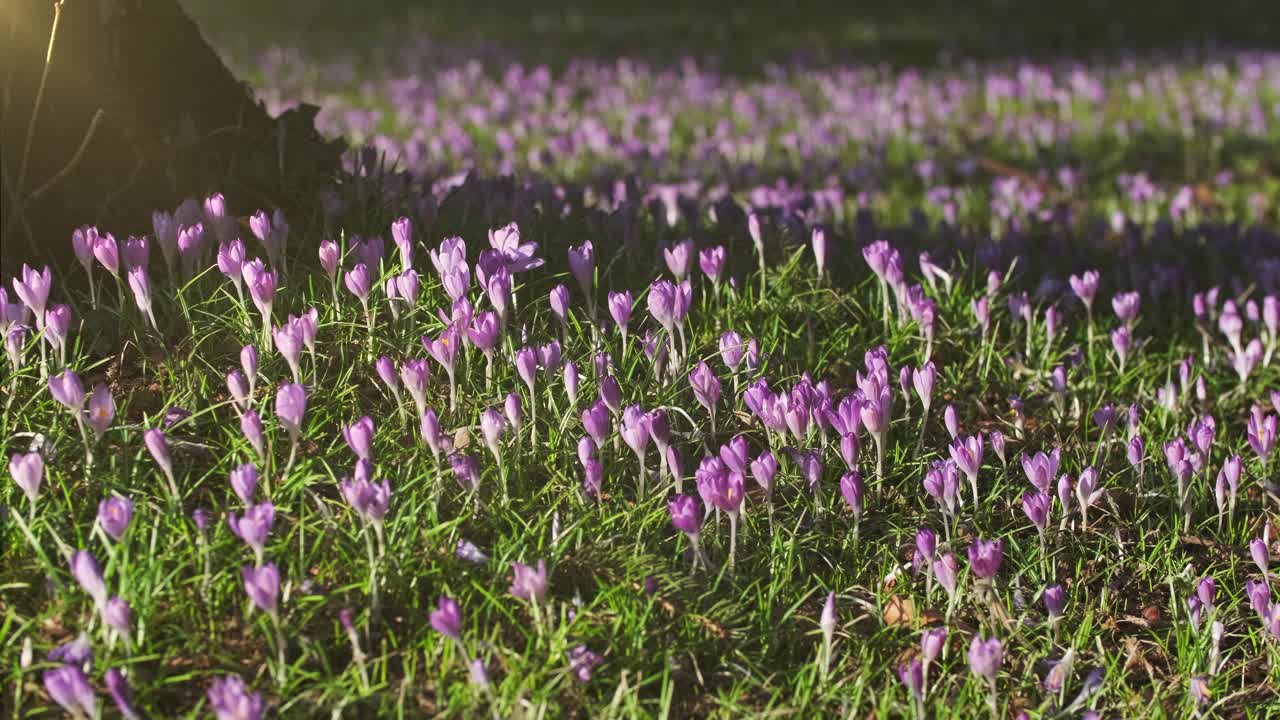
[882,595,915,626]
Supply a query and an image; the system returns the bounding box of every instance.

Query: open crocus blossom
[510,559,549,603]
[208,674,265,720]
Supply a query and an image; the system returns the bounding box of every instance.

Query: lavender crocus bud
[275,383,307,435]
[73,383,109,435]
[230,463,259,504]
[228,503,275,561]
[549,284,570,327]
[429,595,462,639]
[240,409,265,459]
[921,627,946,665]
[103,595,131,639]
[318,240,340,283]
[342,416,375,460]
[968,538,1002,580]
[44,665,97,719]
[208,674,265,720]
[582,459,604,498]
[504,393,524,436]
[989,431,1006,466]
[1043,584,1066,619]
[97,495,133,540]
[241,563,280,614]
[70,550,108,607]
[943,404,959,440]
[699,245,727,286]
[568,240,595,295]
[9,451,43,503]
[105,667,139,720]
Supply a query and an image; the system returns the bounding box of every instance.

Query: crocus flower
[1021,448,1060,492]
[230,463,259,504]
[70,550,107,607]
[105,668,139,720]
[456,539,489,564]
[689,361,721,430]
[85,384,115,435]
[480,407,506,460]
[241,409,265,461]
[343,416,375,460]
[1112,291,1141,327]
[968,538,1002,580]
[1043,584,1066,619]
[97,495,133,540]
[1111,326,1131,372]
[391,216,413,270]
[968,635,1003,680]
[950,434,984,505]
[49,369,86,411]
[943,404,959,440]
[510,560,549,602]
[13,264,52,321]
[549,284,570,327]
[429,595,462,639]
[1023,491,1051,534]
[318,240,340,284]
[450,452,482,493]
[664,239,694,280]
[811,227,830,277]
[840,471,866,534]
[425,326,462,411]
[103,595,131,640]
[700,245,726,286]
[568,240,595,298]
[275,382,307,436]
[933,553,959,600]
[488,222,543,273]
[569,645,603,683]
[44,665,97,719]
[9,451,42,504]
[228,502,275,564]
[1069,270,1099,312]
[341,478,391,525]
[208,674,265,720]
[242,563,280,614]
[1251,536,1270,584]
[400,359,430,418]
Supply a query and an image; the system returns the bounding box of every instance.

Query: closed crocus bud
[391,216,414,270]
[429,595,462,639]
[599,376,623,415]
[568,240,595,295]
[374,356,398,392]
[93,231,121,276]
[515,347,538,390]
[1251,536,1269,578]
[97,495,134,540]
[663,239,694,280]
[44,665,97,719]
[689,362,721,416]
[921,627,947,665]
[839,432,860,471]
[49,369,86,411]
[144,427,172,474]
[70,550,108,607]
[105,667,139,720]
[1069,270,1099,310]
[990,431,1006,466]
[548,284,571,326]
[668,494,701,536]
[240,409,265,459]
[943,404,959,439]
[915,528,937,563]
[342,416,375,460]
[230,463,259,504]
[558,361,580,406]
[719,331,745,372]
[503,392,524,435]
[345,263,373,303]
[480,407,506,457]
[103,595,131,638]
[1112,290,1141,326]
[1043,584,1066,619]
[933,553,958,597]
[318,240,340,282]
[582,458,604,497]
[85,384,115,435]
[14,263,53,319]
[577,436,596,467]
[10,451,43,503]
[275,383,307,434]
[840,471,865,520]
[750,450,778,494]
[1110,326,1131,369]
[228,502,275,560]
[44,303,71,352]
[1023,492,1050,532]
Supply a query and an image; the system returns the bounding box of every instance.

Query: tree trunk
[1,0,343,276]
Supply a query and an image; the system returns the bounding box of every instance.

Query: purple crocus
[510,559,549,603]
[664,238,694,280]
[968,538,1003,581]
[208,674,265,720]
[950,434,984,505]
[9,451,43,505]
[230,463,259,504]
[568,240,595,299]
[70,550,107,607]
[429,595,462,639]
[85,384,115,435]
[241,562,280,614]
[275,382,307,437]
[44,665,97,719]
[668,494,706,570]
[700,246,726,286]
[228,502,275,564]
[343,416,375,460]
[688,361,721,431]
[97,495,133,540]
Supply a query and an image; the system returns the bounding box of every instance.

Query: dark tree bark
[1,0,343,276]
